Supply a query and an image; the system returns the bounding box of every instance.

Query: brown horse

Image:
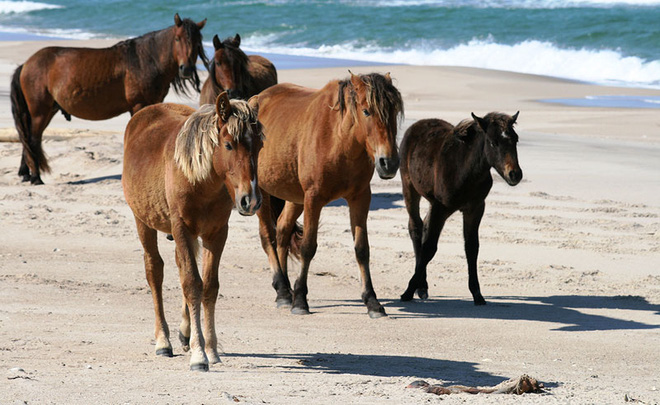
[11,13,208,185]
[255,72,404,318]
[399,112,523,304]
[122,93,262,371]
[200,33,277,104]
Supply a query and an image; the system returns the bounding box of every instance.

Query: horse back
[123,104,196,219]
[23,46,130,120]
[401,119,455,199]
[248,55,278,89]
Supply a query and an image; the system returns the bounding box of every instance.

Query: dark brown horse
[200,33,277,104]
[122,93,262,371]
[400,112,523,304]
[11,13,208,185]
[255,72,404,318]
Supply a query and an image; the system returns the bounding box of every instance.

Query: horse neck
[453,132,491,184]
[141,28,178,78]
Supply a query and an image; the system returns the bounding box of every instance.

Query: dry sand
[0,39,659,404]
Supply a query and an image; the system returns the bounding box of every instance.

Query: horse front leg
[291,196,322,315]
[401,180,424,301]
[172,224,208,371]
[462,201,487,305]
[257,193,292,307]
[347,190,386,318]
[199,225,228,364]
[134,217,172,357]
[404,201,447,301]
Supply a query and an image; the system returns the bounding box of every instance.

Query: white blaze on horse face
[501,131,509,140]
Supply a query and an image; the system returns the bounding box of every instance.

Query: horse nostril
[240,195,250,211]
[379,157,388,170]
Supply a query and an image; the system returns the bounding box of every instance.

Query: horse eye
[175,37,180,42]
[363,109,370,117]
[224,142,233,151]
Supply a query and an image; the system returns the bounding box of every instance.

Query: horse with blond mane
[122,93,262,371]
[255,72,404,318]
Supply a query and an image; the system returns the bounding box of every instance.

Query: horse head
[214,92,263,215]
[471,111,523,186]
[172,13,207,80]
[348,71,404,179]
[210,34,248,100]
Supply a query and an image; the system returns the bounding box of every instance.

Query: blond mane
[174,100,259,184]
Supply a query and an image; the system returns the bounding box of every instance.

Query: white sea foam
[243,34,660,89]
[351,0,660,8]
[0,1,62,14]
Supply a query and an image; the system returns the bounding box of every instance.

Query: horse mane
[209,36,250,93]
[336,73,404,126]
[116,18,208,97]
[174,100,261,184]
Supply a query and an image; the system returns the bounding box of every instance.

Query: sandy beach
[1,38,659,404]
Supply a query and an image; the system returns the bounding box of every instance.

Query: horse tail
[270,196,303,261]
[10,65,51,174]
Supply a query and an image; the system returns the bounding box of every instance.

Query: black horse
[400,112,523,304]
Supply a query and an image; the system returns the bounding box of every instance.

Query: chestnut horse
[11,13,208,184]
[122,93,262,371]
[399,112,523,304]
[255,72,404,318]
[200,33,277,104]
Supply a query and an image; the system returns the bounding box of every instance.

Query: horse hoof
[31,177,44,185]
[417,289,429,300]
[190,363,209,372]
[368,309,388,319]
[178,331,190,351]
[400,291,414,302]
[291,307,311,315]
[474,297,487,306]
[156,348,173,357]
[276,298,292,309]
[20,174,30,183]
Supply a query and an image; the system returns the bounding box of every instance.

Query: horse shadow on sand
[384,294,660,332]
[224,351,510,386]
[327,192,403,210]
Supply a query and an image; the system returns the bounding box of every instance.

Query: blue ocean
[1,0,659,89]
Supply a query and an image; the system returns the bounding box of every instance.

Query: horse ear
[385,72,392,83]
[248,95,259,118]
[471,112,487,132]
[216,92,232,123]
[511,111,520,123]
[213,34,222,50]
[197,18,207,30]
[349,70,361,89]
[174,13,182,27]
[233,33,241,47]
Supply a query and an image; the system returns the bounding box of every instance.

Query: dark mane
[336,73,404,127]
[209,36,250,92]
[116,18,208,97]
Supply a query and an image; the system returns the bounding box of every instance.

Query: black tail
[10,65,51,176]
[270,196,303,260]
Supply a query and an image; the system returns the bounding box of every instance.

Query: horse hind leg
[257,193,293,308]
[134,217,173,357]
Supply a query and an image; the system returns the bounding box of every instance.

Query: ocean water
[1,0,659,89]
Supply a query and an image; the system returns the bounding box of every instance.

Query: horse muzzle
[375,155,400,180]
[236,192,262,216]
[504,167,523,186]
[179,64,194,79]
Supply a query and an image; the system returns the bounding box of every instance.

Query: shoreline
[0,31,659,405]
